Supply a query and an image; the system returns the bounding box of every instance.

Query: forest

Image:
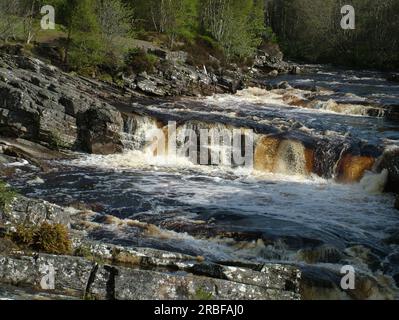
[0,0,398,74]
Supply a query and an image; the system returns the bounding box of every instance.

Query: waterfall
[121,114,160,150]
[120,112,381,184]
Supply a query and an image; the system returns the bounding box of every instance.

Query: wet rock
[300,265,397,300]
[77,107,124,155]
[376,148,399,193]
[384,231,399,245]
[387,74,399,83]
[217,75,244,94]
[0,138,68,169]
[297,245,343,264]
[254,43,290,73]
[300,266,349,300]
[336,154,375,183]
[276,81,292,90]
[345,245,382,272]
[268,70,279,77]
[290,66,302,75]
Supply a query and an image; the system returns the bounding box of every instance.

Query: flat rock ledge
[0,195,301,300]
[0,251,301,300]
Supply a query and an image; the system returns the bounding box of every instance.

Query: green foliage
[193,287,214,300]
[12,222,72,255]
[0,181,17,212]
[199,0,265,59]
[74,245,93,259]
[48,130,68,150]
[125,0,199,48]
[12,223,36,246]
[124,48,159,74]
[67,32,104,71]
[267,0,399,69]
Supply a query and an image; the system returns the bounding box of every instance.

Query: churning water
[6,66,399,298]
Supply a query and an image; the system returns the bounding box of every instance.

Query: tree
[56,0,99,65]
[0,0,21,42]
[265,0,399,69]
[199,0,265,58]
[124,0,198,48]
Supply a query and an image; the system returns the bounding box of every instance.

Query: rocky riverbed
[1,51,399,300]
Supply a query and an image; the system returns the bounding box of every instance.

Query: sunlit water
[5,66,399,297]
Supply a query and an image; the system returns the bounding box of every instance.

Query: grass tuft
[12,222,72,255]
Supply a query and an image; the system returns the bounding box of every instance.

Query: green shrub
[124,48,159,74]
[67,32,104,73]
[12,222,72,255]
[0,181,17,212]
[48,130,69,151]
[193,287,214,300]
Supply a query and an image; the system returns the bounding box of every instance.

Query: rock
[387,74,399,83]
[136,79,166,96]
[276,81,292,90]
[0,44,23,55]
[268,70,279,77]
[106,267,298,300]
[166,51,188,64]
[297,245,343,264]
[77,107,124,155]
[395,195,399,210]
[217,75,243,94]
[0,254,95,296]
[254,43,291,73]
[376,148,399,193]
[344,245,382,272]
[383,231,399,245]
[0,138,68,168]
[0,53,125,154]
[0,252,301,300]
[300,265,396,300]
[290,66,302,75]
[0,195,73,228]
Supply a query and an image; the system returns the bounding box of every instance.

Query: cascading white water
[274,140,307,176]
[122,114,160,150]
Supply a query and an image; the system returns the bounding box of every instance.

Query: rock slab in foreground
[0,253,301,300]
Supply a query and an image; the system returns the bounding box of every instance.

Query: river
[6,64,399,299]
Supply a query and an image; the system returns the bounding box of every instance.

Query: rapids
[5,65,399,299]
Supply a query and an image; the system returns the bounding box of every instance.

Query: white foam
[359,169,388,194]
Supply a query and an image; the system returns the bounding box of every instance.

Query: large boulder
[376,148,399,193]
[0,53,125,154]
[77,106,124,155]
[254,42,290,73]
